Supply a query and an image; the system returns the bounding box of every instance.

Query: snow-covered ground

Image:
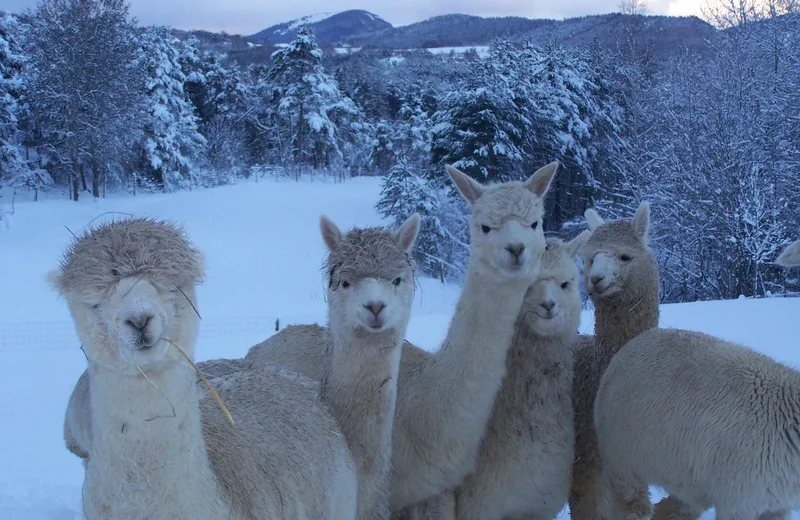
[0,176,798,519]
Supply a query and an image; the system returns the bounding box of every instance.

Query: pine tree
[139,26,206,192]
[0,12,29,186]
[430,54,529,182]
[267,27,366,174]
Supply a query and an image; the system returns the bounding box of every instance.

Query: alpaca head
[446,161,558,281]
[581,201,659,303]
[519,231,590,337]
[777,240,800,267]
[48,218,205,374]
[321,214,420,336]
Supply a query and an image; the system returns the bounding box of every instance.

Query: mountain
[345,12,715,54]
[246,10,392,45]
[345,14,551,48]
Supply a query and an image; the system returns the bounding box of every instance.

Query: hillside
[1,176,799,519]
[245,10,392,45]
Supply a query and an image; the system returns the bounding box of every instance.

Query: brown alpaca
[569,201,660,520]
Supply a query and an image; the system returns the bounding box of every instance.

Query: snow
[1,176,799,518]
[425,46,491,58]
[278,12,333,35]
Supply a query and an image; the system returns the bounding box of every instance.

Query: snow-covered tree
[376,155,468,279]
[267,27,368,174]
[138,26,206,192]
[27,0,142,200]
[0,12,30,187]
[430,54,530,182]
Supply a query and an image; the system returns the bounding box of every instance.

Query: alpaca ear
[777,240,800,267]
[566,230,592,259]
[445,164,485,205]
[395,213,421,253]
[525,161,559,197]
[46,268,63,293]
[319,215,343,252]
[584,208,605,231]
[632,201,651,242]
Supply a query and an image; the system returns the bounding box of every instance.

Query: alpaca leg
[652,495,704,520]
[606,472,652,520]
[756,510,790,520]
[569,456,612,520]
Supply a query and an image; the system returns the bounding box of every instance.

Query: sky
[3,0,706,36]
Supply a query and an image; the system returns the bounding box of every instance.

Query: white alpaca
[318,214,421,520]
[54,218,356,520]
[636,238,800,520]
[248,161,560,512]
[595,323,800,520]
[452,232,590,520]
[777,240,800,267]
[569,202,661,520]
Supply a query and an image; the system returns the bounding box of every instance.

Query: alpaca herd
[52,161,800,520]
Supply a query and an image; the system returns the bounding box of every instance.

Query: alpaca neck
[84,360,225,520]
[323,322,405,520]
[594,288,659,356]
[391,259,530,508]
[509,318,576,372]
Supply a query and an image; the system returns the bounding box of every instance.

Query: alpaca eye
[110,268,120,277]
[481,225,491,234]
[561,281,569,289]
[341,280,351,288]
[531,221,539,230]
[393,277,402,286]
[620,255,632,262]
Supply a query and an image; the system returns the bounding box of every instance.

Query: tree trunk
[80,163,89,193]
[92,155,100,198]
[72,171,80,202]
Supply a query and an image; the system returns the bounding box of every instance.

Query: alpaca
[569,201,660,520]
[54,218,357,520]
[247,161,559,512]
[594,326,800,520]
[638,237,800,520]
[777,239,800,267]
[318,213,421,520]
[453,232,590,520]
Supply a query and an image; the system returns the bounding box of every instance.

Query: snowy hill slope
[0,176,798,519]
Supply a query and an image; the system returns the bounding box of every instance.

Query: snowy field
[1,176,798,519]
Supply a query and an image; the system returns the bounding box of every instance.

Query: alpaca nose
[590,274,605,285]
[125,313,153,332]
[364,301,386,317]
[540,300,556,311]
[505,243,526,258]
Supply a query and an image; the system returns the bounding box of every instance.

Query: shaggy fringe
[325,226,415,289]
[54,217,205,298]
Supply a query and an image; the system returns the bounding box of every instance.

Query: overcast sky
[4,0,706,36]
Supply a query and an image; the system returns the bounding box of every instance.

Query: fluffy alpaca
[777,239,800,267]
[55,218,356,520]
[248,161,559,512]
[318,213,421,520]
[595,326,800,520]
[452,232,590,520]
[568,201,660,520]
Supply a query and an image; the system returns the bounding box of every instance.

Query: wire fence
[0,316,290,353]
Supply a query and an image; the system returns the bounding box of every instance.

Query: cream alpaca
[777,239,800,267]
[56,218,356,520]
[595,327,800,520]
[453,232,590,520]
[318,214,421,520]
[568,201,660,520]
[598,237,800,520]
[248,161,559,512]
